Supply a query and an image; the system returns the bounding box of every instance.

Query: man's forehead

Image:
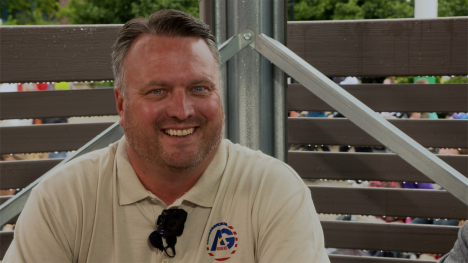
[130,34,209,55]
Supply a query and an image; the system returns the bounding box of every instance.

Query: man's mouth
[164,128,195,137]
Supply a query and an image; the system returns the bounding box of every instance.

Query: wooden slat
[287,17,468,76]
[4,84,466,120]
[0,153,465,190]
[289,152,468,183]
[0,122,114,154]
[0,159,62,189]
[0,25,120,83]
[322,221,459,254]
[0,223,456,260]
[288,118,468,148]
[2,18,466,83]
[288,83,468,112]
[329,255,436,263]
[0,231,14,260]
[0,89,117,120]
[310,186,467,220]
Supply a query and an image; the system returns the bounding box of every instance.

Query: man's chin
[162,152,202,170]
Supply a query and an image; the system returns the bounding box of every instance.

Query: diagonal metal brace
[252,33,468,206]
[0,123,124,226]
[218,29,255,64]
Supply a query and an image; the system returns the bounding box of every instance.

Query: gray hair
[111,9,220,96]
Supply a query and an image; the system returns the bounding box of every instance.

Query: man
[4,10,329,263]
[439,222,468,263]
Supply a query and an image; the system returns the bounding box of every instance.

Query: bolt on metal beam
[218,29,255,65]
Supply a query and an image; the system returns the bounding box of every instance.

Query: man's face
[116,34,224,170]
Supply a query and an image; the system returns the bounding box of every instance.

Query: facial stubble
[123,105,224,172]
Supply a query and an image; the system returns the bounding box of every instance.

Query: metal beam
[221,0,287,161]
[218,29,255,65]
[252,33,468,206]
[0,123,124,226]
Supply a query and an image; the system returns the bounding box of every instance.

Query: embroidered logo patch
[206,222,237,261]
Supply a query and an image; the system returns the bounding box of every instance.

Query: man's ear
[114,87,125,127]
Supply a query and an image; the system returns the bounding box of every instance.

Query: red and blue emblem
[206,222,238,261]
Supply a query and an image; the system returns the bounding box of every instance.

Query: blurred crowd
[289,76,467,260]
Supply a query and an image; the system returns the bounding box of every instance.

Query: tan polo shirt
[4,137,329,263]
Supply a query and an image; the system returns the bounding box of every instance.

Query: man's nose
[166,89,195,120]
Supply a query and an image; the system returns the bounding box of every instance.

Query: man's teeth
[165,128,195,137]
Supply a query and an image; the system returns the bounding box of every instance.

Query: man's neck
[126,145,217,206]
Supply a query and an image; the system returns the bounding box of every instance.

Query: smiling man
[4,10,329,263]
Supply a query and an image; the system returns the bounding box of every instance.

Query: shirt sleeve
[254,162,330,263]
[3,188,73,263]
[439,223,468,263]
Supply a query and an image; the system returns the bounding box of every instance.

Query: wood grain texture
[287,17,468,76]
[322,221,459,254]
[0,122,114,154]
[310,186,468,220]
[288,83,468,112]
[0,159,62,189]
[288,118,468,148]
[289,152,468,183]
[329,255,436,263]
[2,18,466,83]
[0,89,117,120]
[0,25,120,83]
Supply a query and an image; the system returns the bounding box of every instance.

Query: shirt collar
[116,137,228,207]
[116,136,151,206]
[182,139,227,208]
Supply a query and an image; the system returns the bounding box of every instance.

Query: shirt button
[162,259,169,263]
[151,198,157,203]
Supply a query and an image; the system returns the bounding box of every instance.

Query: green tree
[1,0,60,25]
[292,0,467,21]
[293,0,414,21]
[62,0,199,24]
[438,0,468,17]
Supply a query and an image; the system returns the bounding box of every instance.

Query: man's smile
[164,127,196,137]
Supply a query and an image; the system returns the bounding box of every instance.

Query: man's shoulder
[223,139,306,190]
[36,140,119,199]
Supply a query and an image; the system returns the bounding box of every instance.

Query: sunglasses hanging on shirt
[149,209,188,257]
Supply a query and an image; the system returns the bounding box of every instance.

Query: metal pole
[415,0,438,19]
[289,0,294,21]
[209,0,286,160]
[272,0,287,161]
[199,0,228,139]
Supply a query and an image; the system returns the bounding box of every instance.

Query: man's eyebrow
[143,78,215,88]
[144,80,171,87]
[189,78,215,86]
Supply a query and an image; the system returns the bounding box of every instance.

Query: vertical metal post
[202,0,286,160]
[272,0,287,161]
[200,0,228,139]
[415,0,438,18]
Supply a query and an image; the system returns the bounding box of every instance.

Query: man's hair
[112,9,220,96]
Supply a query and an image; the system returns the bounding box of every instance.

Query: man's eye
[152,89,163,94]
[193,86,205,92]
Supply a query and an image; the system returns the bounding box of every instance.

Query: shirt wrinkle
[36,189,73,260]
